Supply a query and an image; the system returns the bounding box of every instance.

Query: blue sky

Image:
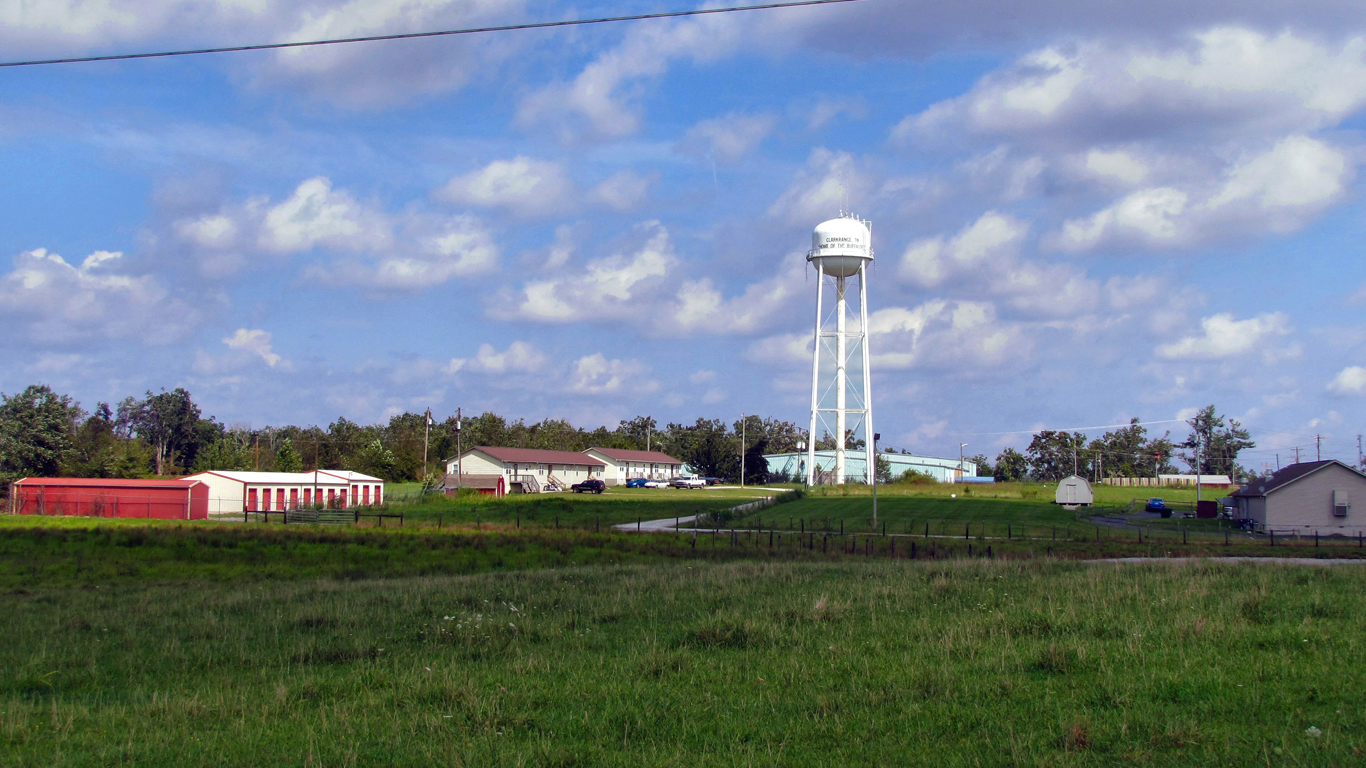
[3,0,1366,469]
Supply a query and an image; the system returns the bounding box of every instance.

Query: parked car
[571,479,605,494]
[1144,497,1166,512]
[644,479,669,489]
[703,477,723,486]
[624,477,648,488]
[670,476,707,489]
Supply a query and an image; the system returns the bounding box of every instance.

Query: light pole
[959,443,968,482]
[740,413,746,489]
[796,440,806,483]
[872,432,880,530]
[455,407,462,490]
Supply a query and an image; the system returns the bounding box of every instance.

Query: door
[290,489,299,509]
[327,488,336,508]
[262,489,272,511]
[277,489,285,510]
[247,488,258,511]
[363,485,370,505]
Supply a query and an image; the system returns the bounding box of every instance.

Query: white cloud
[454,341,547,374]
[568,354,657,394]
[317,213,499,289]
[905,29,1366,145]
[1327,366,1366,395]
[689,370,716,384]
[900,211,1030,288]
[260,177,391,253]
[503,223,675,323]
[1057,187,1189,250]
[222,328,283,367]
[516,12,746,141]
[669,260,804,336]
[1156,312,1291,360]
[436,157,573,217]
[767,149,873,226]
[0,248,204,346]
[677,113,777,163]
[591,171,653,211]
[1085,149,1150,184]
[1205,135,1349,213]
[868,299,1031,371]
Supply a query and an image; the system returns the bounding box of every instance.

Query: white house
[180,470,385,516]
[582,447,685,485]
[447,447,606,493]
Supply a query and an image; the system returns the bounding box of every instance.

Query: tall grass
[3,559,1364,765]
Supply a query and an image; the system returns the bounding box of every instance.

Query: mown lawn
[729,495,1085,535]
[4,557,1365,766]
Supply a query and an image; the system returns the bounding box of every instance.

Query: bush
[897,469,938,485]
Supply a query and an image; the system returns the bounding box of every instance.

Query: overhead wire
[0,0,864,69]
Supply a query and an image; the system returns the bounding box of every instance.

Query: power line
[0,0,863,69]
[957,419,1186,438]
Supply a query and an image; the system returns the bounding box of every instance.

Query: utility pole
[1195,434,1202,504]
[455,408,462,490]
[423,408,432,480]
[1316,435,1322,462]
[647,423,651,453]
[1358,434,1362,469]
[254,434,259,471]
[740,414,746,489]
[872,432,880,530]
[1293,446,1302,464]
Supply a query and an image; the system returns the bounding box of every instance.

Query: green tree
[349,439,397,480]
[666,418,739,479]
[192,437,252,472]
[1025,430,1090,481]
[117,388,214,475]
[875,454,893,484]
[969,453,992,478]
[0,384,82,483]
[1182,405,1255,478]
[274,438,303,473]
[993,448,1028,482]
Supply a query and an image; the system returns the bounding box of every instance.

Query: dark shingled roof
[466,446,606,466]
[1231,460,1365,497]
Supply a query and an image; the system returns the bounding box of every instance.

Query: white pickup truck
[669,475,707,489]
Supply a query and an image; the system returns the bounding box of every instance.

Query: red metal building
[9,478,210,520]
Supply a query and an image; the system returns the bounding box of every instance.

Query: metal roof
[463,446,606,466]
[182,470,383,484]
[14,477,200,488]
[584,447,683,464]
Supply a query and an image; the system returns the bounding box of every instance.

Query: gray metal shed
[1054,475,1093,507]
[1230,460,1366,535]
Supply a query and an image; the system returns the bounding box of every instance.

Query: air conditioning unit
[1333,490,1349,517]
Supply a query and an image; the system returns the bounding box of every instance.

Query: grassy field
[386,488,771,530]
[5,554,1366,765]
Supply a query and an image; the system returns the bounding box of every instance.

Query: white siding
[451,452,506,476]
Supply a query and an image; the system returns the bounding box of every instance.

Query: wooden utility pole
[740,413,746,489]
[455,407,462,490]
[423,408,432,478]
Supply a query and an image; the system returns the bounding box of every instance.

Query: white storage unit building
[180,470,386,516]
[447,447,606,493]
[582,448,685,485]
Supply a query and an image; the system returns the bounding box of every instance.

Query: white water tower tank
[808,216,872,277]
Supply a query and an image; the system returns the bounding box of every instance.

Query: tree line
[977,407,1256,483]
[0,384,807,485]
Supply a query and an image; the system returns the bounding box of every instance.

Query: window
[1334,490,1350,517]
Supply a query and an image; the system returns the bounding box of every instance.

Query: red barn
[9,478,210,520]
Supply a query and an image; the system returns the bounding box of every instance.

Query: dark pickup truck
[571,479,605,494]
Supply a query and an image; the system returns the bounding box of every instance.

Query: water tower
[805,214,874,486]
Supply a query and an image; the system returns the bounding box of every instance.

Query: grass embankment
[4,558,1366,765]
[388,490,756,529]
